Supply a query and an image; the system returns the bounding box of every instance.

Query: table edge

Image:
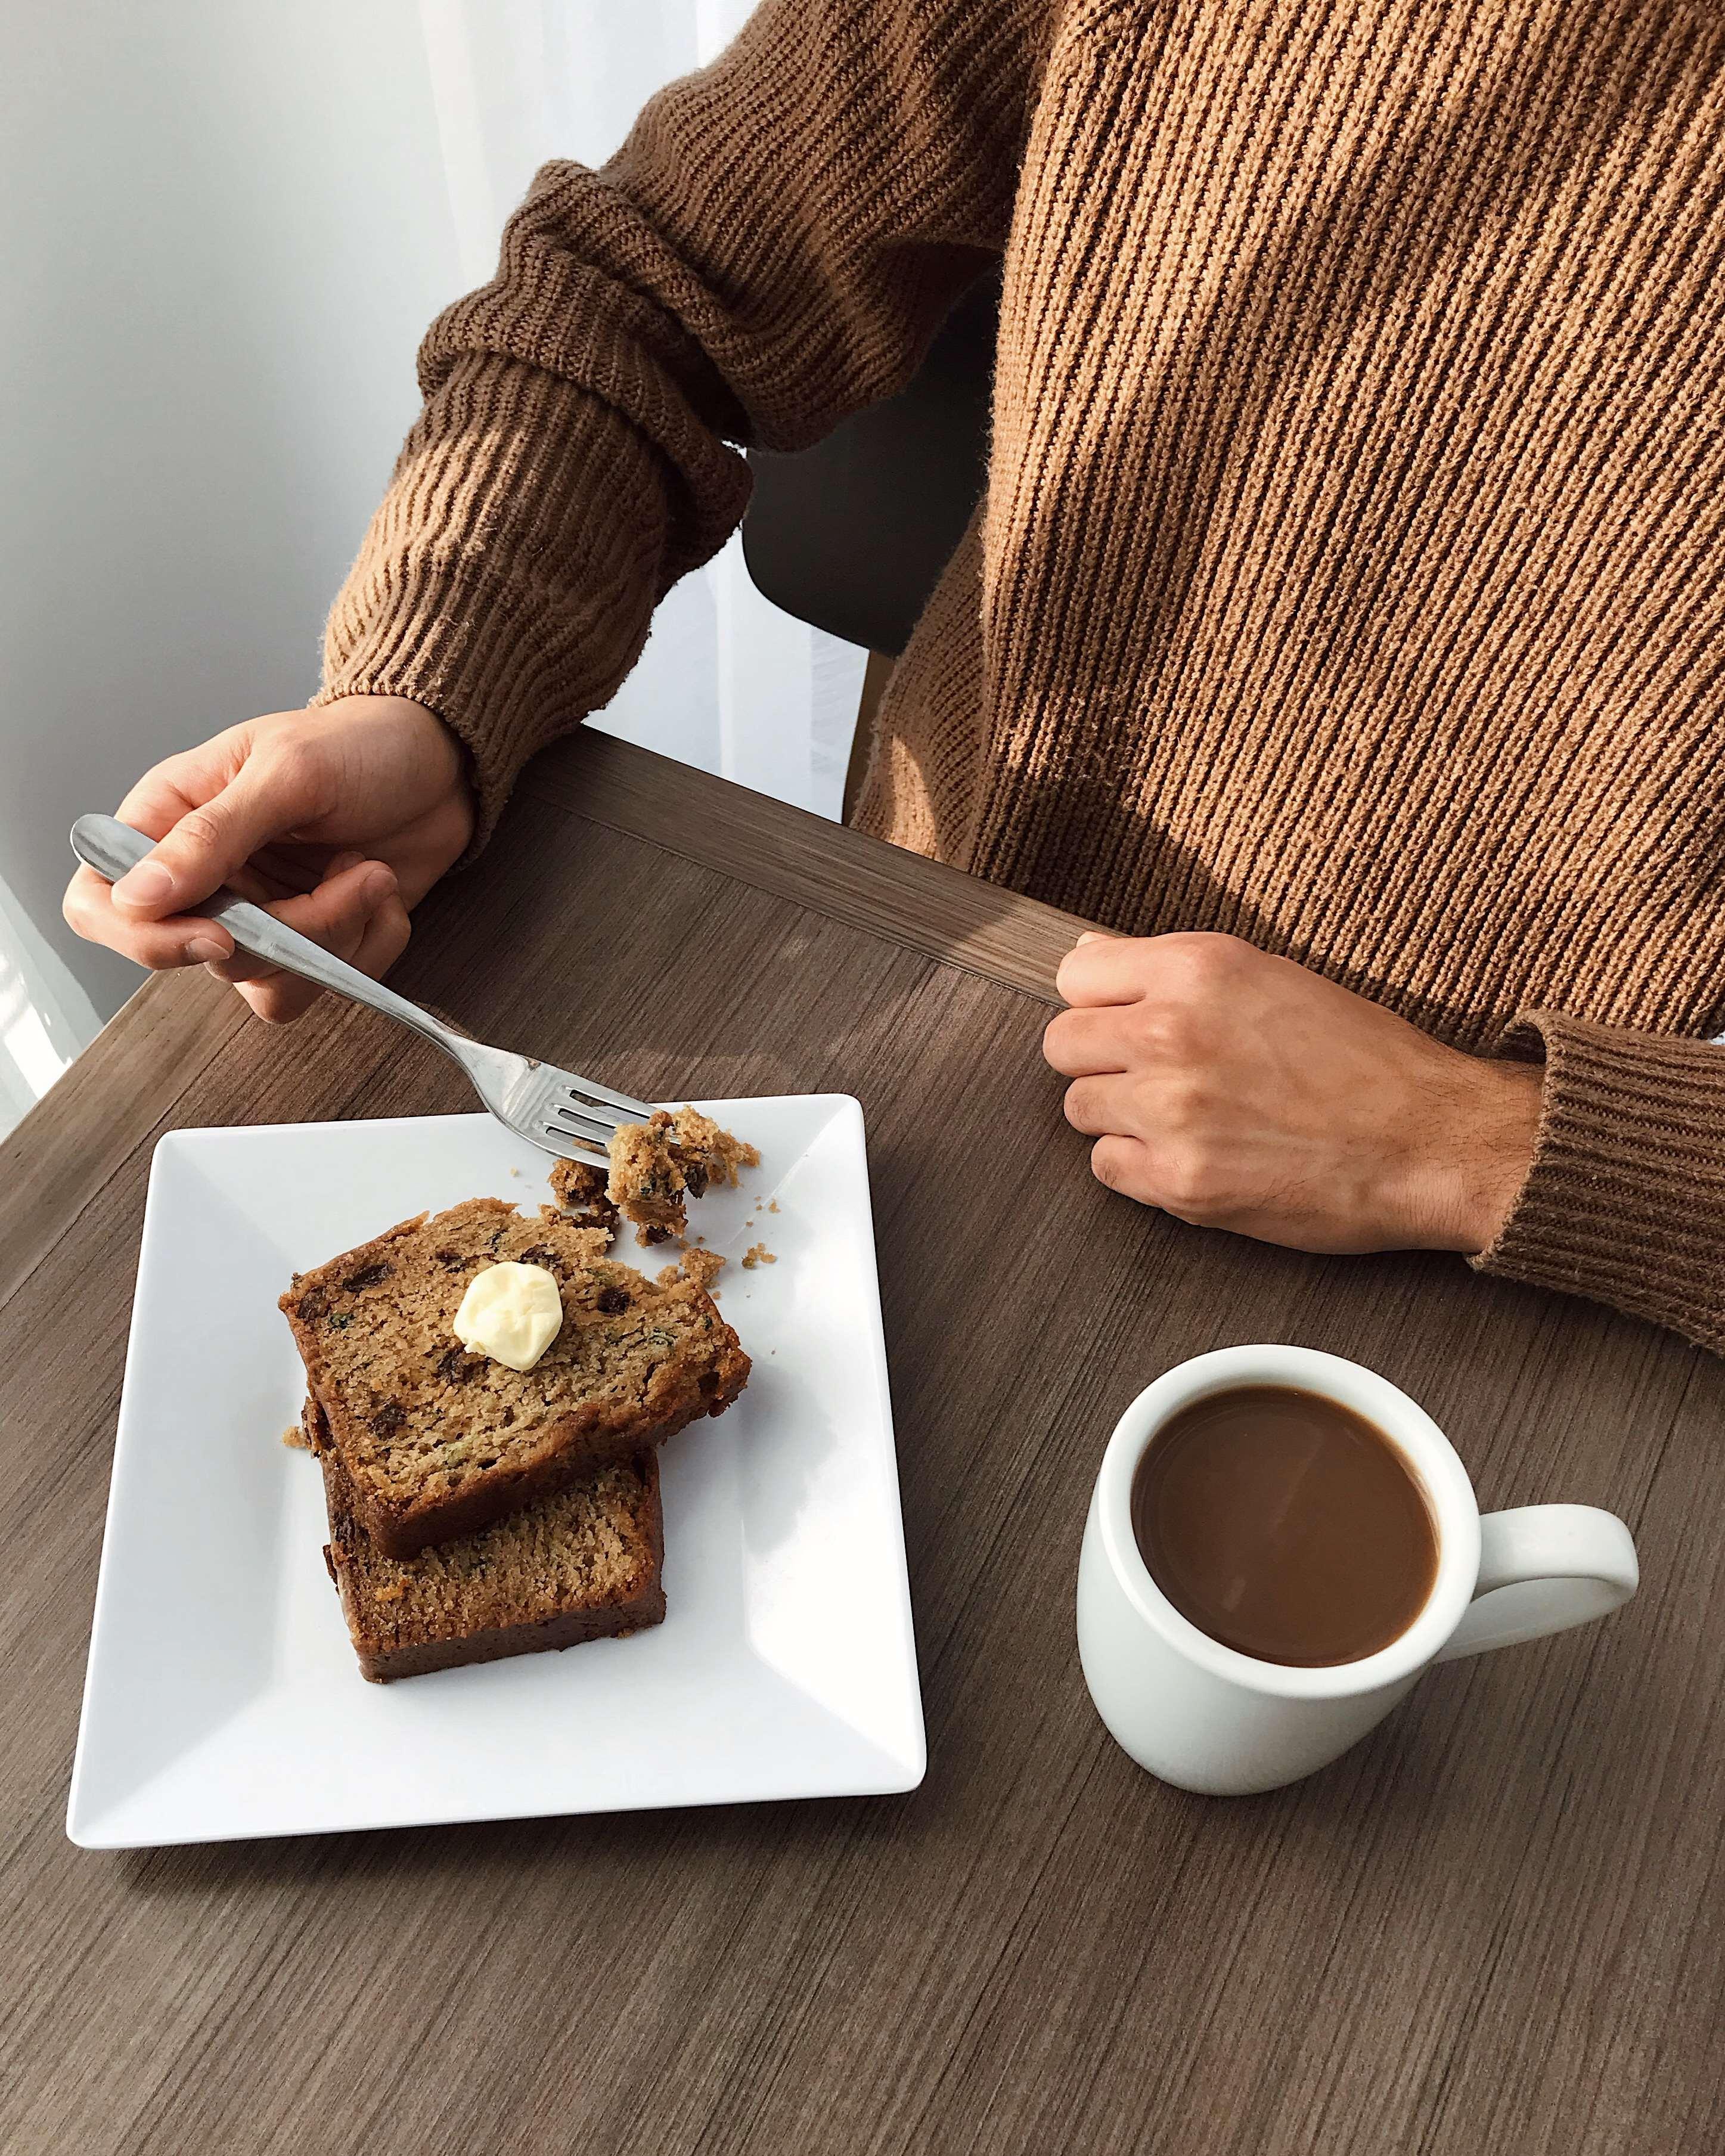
[520,731,1092,1006]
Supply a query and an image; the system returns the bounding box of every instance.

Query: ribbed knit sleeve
[318,0,1048,844]
[1473,1013,1725,1356]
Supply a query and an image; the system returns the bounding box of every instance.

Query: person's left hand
[1042,932,1544,1256]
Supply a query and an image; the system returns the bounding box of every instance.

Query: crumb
[508,1165,520,1178]
[372,1582,407,1604]
[768,1199,779,1214]
[547,1156,620,1242]
[659,1247,727,1295]
[283,1423,311,1451]
[741,1242,777,1269]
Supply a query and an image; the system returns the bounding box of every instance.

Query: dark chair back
[741,272,999,656]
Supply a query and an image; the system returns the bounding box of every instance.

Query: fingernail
[114,861,173,908]
[364,864,397,899]
[186,935,230,964]
[1075,930,1103,945]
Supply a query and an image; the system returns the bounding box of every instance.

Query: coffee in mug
[1078,1346,1641,1794]
[1129,1385,1438,1666]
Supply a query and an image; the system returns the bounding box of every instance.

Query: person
[64,0,1725,1354]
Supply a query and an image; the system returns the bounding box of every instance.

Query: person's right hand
[63,694,476,1022]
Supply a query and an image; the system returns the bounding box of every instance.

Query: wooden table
[3,733,1722,2156]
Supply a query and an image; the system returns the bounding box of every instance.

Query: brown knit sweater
[320,0,1725,1356]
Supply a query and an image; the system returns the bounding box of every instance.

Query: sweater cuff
[317,353,744,852]
[1472,1010,1725,1354]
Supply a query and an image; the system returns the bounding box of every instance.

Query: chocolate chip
[517,1245,559,1270]
[595,1285,630,1314]
[342,1262,392,1291]
[682,1161,709,1200]
[433,1248,467,1271]
[371,1400,405,1435]
[644,1226,671,1245]
[436,1347,480,1384]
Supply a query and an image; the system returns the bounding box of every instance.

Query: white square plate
[68,1097,923,1847]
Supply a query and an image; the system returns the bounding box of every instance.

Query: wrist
[327,690,454,754]
[396,696,471,793]
[329,690,475,843]
[1414,1052,1544,1255]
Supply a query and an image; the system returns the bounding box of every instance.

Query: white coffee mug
[1076,1345,1639,1795]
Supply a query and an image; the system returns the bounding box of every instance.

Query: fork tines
[532,1066,654,1167]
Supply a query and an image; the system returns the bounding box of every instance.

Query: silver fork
[70,814,650,1167]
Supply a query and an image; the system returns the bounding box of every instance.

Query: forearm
[424,0,1046,449]
[318,360,712,850]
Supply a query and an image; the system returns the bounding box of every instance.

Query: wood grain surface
[1,734,1721,2156]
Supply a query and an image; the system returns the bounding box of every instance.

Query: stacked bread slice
[281,1193,749,1682]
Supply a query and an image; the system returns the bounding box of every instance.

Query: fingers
[1063,1074,1137,1136]
[110,739,327,922]
[227,869,411,1025]
[1056,930,1252,1010]
[201,856,382,984]
[1043,1005,1130,1077]
[1056,934,1152,1009]
[114,756,213,844]
[1090,1134,1153,1202]
[240,892,411,1022]
[63,864,237,969]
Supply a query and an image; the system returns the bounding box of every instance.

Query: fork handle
[70,814,473,1066]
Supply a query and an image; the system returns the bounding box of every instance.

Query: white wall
[1,0,861,1043]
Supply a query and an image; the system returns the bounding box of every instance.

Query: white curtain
[0,880,100,1134]
[418,0,866,812]
[0,0,863,1141]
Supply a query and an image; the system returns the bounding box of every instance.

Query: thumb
[111,748,321,918]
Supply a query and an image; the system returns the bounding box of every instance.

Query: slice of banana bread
[314,1407,666,1682]
[280,1196,748,1557]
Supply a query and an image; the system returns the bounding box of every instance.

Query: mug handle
[1433,1504,1639,1663]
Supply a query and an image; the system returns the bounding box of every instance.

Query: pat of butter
[453,1261,563,1373]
